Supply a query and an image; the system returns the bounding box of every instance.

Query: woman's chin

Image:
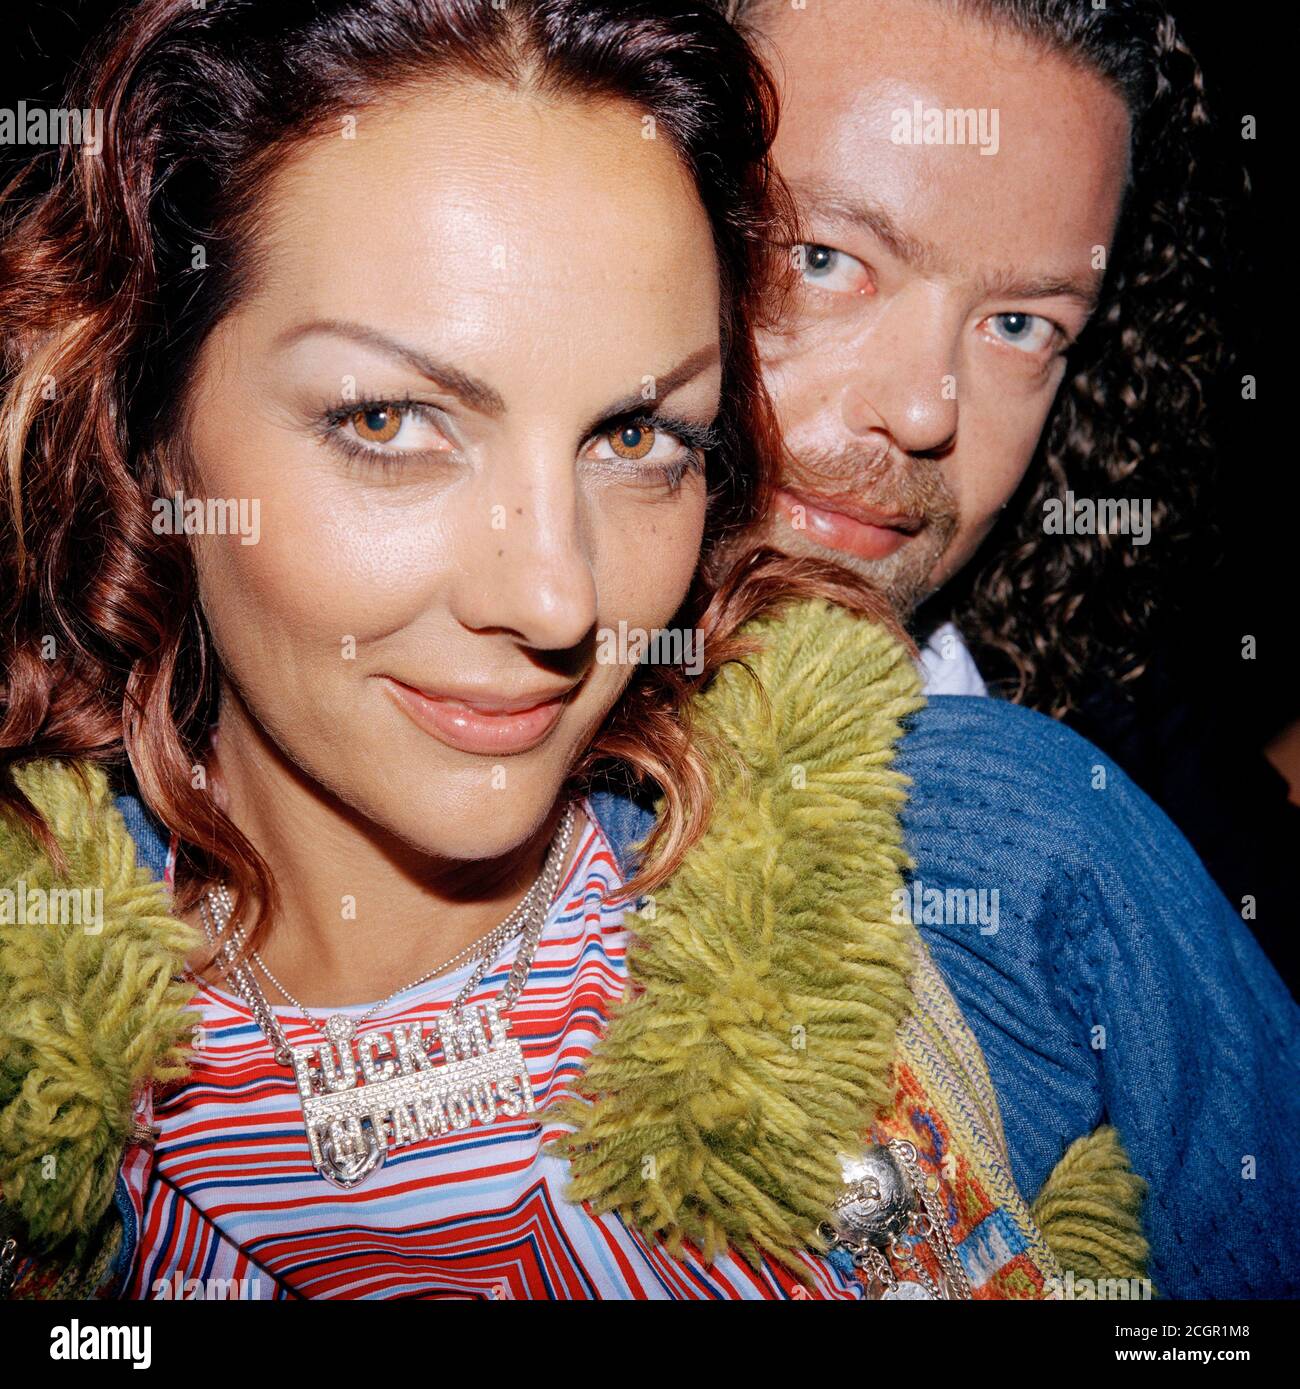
[350,768,575,869]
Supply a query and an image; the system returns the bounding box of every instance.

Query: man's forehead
[760,0,1128,151]
[761,1,1130,293]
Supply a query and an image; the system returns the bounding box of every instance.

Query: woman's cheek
[595,481,708,635]
[204,481,445,647]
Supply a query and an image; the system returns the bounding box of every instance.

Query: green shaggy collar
[0,761,199,1254]
[546,600,924,1269]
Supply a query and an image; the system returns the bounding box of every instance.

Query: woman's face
[183,81,719,862]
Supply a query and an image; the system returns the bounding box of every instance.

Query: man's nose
[841,287,959,458]
[447,454,597,656]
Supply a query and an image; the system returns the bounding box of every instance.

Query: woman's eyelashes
[322,396,454,463]
[318,395,714,489]
[584,414,715,489]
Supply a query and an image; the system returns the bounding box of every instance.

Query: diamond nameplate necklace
[197,804,576,1189]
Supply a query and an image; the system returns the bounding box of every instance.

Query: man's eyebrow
[790,180,944,273]
[973,268,1102,314]
[275,320,506,416]
[581,342,722,436]
[791,180,1102,311]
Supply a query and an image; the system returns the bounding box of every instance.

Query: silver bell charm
[826,1142,917,1250]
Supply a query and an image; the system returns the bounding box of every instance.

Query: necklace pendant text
[288,1001,534,1189]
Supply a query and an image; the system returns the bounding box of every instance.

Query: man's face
[747,0,1131,612]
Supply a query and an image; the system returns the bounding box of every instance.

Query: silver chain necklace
[195,803,576,1189]
[208,874,537,1058]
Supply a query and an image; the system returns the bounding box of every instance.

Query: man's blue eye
[796,244,870,294]
[986,312,1056,353]
[805,245,837,275]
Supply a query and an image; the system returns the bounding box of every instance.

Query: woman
[1,0,1295,1303]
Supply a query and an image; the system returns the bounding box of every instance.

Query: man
[726,0,1296,987]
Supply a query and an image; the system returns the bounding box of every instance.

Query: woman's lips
[382,678,571,755]
[775,487,921,562]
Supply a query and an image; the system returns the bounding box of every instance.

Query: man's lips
[381,678,575,756]
[775,487,923,562]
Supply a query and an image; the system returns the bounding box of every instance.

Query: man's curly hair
[729,0,1242,717]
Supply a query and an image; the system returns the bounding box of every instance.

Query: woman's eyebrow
[275,319,506,416]
[585,343,722,434]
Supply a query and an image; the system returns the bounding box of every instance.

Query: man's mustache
[781,445,959,530]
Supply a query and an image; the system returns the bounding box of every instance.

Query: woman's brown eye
[608,424,655,460]
[351,406,403,444]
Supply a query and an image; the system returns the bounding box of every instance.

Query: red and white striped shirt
[127,803,862,1299]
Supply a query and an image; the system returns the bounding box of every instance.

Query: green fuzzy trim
[545,599,925,1270]
[0,760,199,1253]
[1032,1125,1153,1293]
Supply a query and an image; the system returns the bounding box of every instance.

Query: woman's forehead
[237,84,721,385]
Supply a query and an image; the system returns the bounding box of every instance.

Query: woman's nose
[446,455,598,655]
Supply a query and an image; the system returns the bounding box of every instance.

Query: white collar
[917,621,988,698]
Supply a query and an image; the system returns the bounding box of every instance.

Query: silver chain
[888,1140,973,1300]
[196,803,576,1067]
